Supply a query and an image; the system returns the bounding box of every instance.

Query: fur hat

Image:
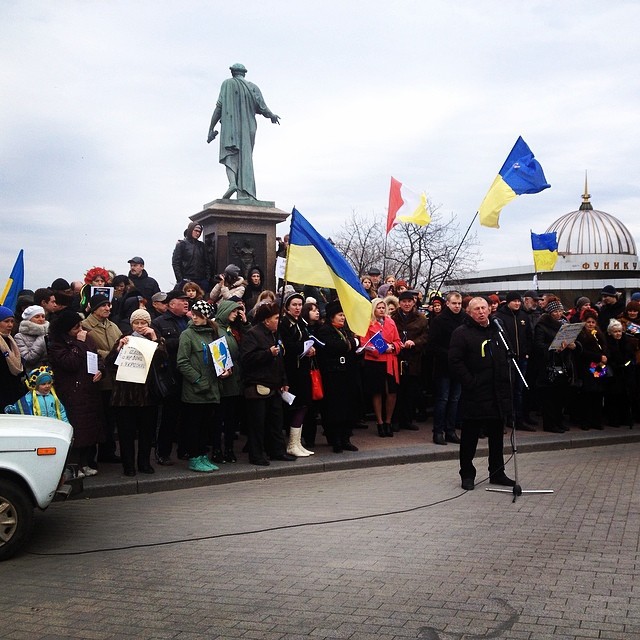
[325,299,343,320]
[398,291,415,302]
[254,301,281,323]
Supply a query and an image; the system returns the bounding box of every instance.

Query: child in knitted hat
[5,365,69,424]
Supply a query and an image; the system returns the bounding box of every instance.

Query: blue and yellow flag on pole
[0,250,25,311]
[531,231,558,272]
[478,136,550,228]
[286,209,371,336]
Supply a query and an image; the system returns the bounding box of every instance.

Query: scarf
[0,333,23,376]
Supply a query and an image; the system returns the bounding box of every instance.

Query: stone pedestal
[191,199,289,292]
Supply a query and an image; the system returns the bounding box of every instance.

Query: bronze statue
[207,63,280,200]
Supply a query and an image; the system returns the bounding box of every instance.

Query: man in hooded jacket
[172,221,210,292]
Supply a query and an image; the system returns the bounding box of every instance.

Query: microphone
[492,318,505,333]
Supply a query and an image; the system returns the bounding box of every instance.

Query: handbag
[310,364,324,401]
[149,355,178,401]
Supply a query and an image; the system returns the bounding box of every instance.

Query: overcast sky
[2,1,639,292]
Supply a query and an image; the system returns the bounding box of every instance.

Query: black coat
[532,314,576,387]
[426,305,465,377]
[448,314,512,421]
[172,235,210,284]
[127,269,160,306]
[240,323,287,390]
[494,304,533,359]
[278,313,312,405]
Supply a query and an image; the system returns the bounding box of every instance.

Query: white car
[0,414,77,561]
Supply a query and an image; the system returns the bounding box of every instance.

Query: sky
[2,0,640,292]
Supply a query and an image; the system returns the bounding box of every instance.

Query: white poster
[115,336,158,383]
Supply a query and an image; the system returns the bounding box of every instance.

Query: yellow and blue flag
[478,137,550,228]
[531,231,558,272]
[0,250,25,311]
[286,209,371,336]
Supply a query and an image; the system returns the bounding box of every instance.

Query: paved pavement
[1,428,639,639]
[76,419,640,499]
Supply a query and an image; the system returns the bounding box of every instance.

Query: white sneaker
[76,469,86,479]
[82,466,98,477]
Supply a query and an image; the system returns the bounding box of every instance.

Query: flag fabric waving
[387,177,430,234]
[0,250,25,311]
[286,209,372,336]
[531,231,559,272]
[478,137,550,228]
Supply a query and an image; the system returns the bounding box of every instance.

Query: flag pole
[435,211,477,292]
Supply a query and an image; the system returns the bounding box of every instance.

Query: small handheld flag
[478,137,550,228]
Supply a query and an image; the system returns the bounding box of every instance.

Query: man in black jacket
[127,257,160,308]
[448,297,515,490]
[151,291,190,465]
[494,292,534,431]
[427,291,465,445]
[171,221,211,292]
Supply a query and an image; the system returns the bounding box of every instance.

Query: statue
[207,63,280,200]
[233,239,256,278]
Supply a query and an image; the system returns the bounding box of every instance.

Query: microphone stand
[486,319,553,502]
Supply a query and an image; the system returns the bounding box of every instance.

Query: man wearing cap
[391,291,428,431]
[151,290,190,465]
[150,292,169,320]
[207,63,280,200]
[82,294,123,464]
[127,257,160,307]
[598,285,625,332]
[494,292,534,431]
[172,221,211,292]
[367,268,382,295]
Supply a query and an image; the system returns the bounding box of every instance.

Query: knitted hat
[600,285,617,297]
[22,305,45,321]
[224,264,241,277]
[506,292,522,303]
[26,365,54,389]
[377,283,392,298]
[545,299,564,314]
[51,278,71,291]
[130,308,151,325]
[574,296,591,309]
[395,279,408,289]
[88,294,111,313]
[51,309,82,335]
[0,305,14,322]
[191,300,214,319]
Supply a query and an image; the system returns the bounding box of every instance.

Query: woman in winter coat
[242,267,264,312]
[575,308,609,430]
[532,297,576,433]
[211,299,244,463]
[209,264,246,304]
[239,301,296,466]
[176,300,221,472]
[0,306,25,410]
[604,319,635,428]
[360,297,402,437]
[48,309,105,475]
[316,300,360,452]
[108,308,166,476]
[14,304,49,370]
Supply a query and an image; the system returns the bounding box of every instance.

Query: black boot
[384,423,393,437]
[377,424,385,437]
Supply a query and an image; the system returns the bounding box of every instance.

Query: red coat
[361,317,402,383]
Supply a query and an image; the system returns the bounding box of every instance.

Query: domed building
[448,178,640,306]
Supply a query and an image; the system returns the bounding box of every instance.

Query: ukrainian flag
[531,231,558,272]
[478,137,550,228]
[286,209,371,336]
[0,250,25,311]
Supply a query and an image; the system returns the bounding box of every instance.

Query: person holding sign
[533,297,577,434]
[360,298,402,438]
[176,300,222,473]
[108,309,164,476]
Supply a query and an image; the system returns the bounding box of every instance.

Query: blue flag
[1,250,25,311]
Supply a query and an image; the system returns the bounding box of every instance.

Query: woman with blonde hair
[360,298,402,437]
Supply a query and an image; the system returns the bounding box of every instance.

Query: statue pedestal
[192,199,289,292]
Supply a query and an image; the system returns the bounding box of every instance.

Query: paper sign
[549,322,584,350]
[280,390,296,405]
[209,336,233,376]
[115,336,158,383]
[86,351,99,375]
[275,256,286,281]
[91,286,114,302]
[299,339,315,359]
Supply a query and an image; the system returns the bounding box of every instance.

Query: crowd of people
[1,236,638,488]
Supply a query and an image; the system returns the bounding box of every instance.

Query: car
[0,414,79,561]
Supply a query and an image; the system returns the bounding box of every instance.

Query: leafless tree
[332,203,478,296]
